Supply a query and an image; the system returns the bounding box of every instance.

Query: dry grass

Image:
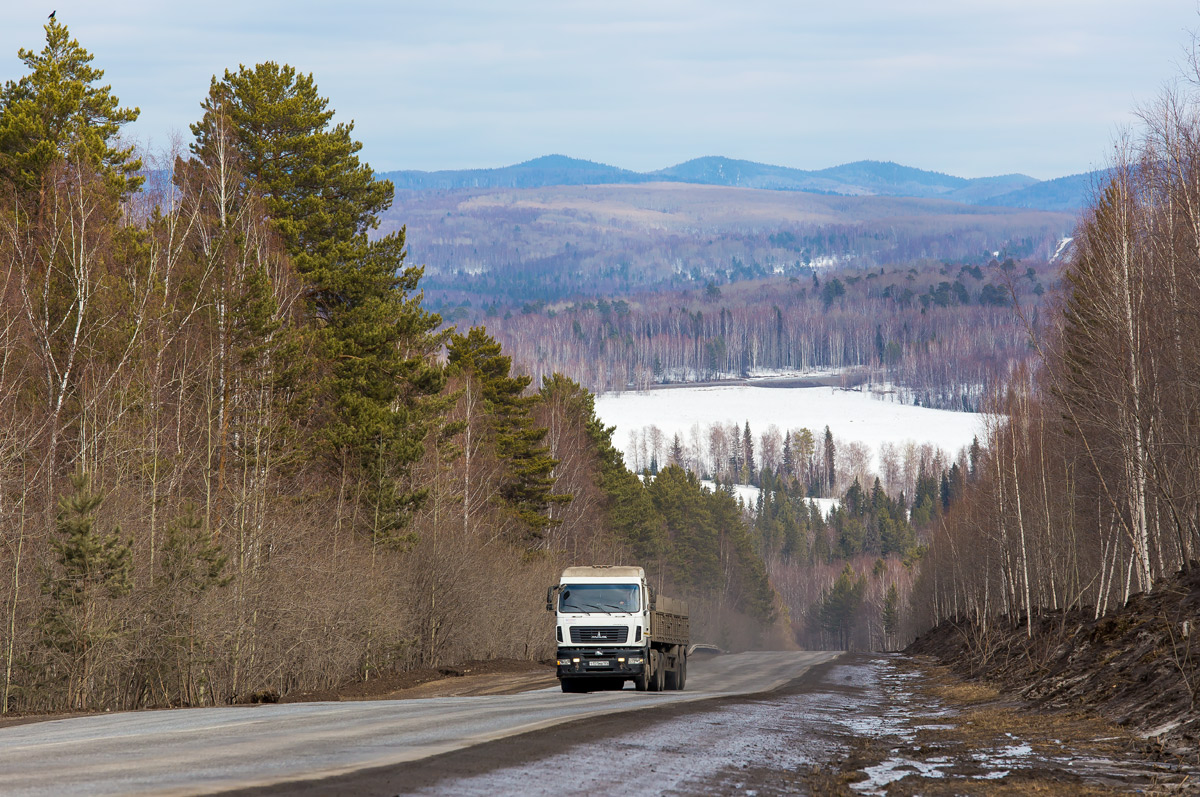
[927,680,1000,705]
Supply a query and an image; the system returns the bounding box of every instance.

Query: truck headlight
[627,657,644,664]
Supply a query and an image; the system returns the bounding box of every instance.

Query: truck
[547,565,689,693]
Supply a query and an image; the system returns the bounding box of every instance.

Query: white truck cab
[547,565,688,693]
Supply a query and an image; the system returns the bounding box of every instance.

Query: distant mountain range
[379,155,1103,212]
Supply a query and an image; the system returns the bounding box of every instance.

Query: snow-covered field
[594,383,987,475]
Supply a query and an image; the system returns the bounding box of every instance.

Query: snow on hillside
[594,383,986,475]
[1050,236,1074,263]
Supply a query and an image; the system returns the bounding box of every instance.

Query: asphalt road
[0,651,840,796]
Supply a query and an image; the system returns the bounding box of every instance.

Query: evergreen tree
[817,564,865,649]
[781,433,794,479]
[742,421,756,483]
[40,474,132,709]
[147,505,230,706]
[668,433,685,468]
[190,63,445,542]
[707,486,775,623]
[778,498,805,561]
[647,465,720,593]
[192,63,391,306]
[823,425,836,495]
[881,583,900,648]
[449,327,567,540]
[946,462,965,505]
[0,19,141,195]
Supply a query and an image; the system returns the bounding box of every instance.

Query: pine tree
[823,426,836,495]
[571,382,666,562]
[817,564,865,649]
[190,63,445,542]
[647,465,720,594]
[881,583,900,649]
[449,327,567,540]
[669,433,684,468]
[40,474,131,709]
[742,421,756,483]
[0,19,141,194]
[191,63,391,305]
[149,505,229,706]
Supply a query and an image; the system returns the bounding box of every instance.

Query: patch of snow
[997,744,1033,758]
[1050,236,1074,262]
[806,497,840,519]
[810,255,844,269]
[699,480,762,507]
[853,757,949,793]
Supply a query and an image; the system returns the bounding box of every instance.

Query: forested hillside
[910,89,1200,639]
[0,21,776,714]
[479,258,1054,407]
[393,183,1074,310]
[392,179,1071,406]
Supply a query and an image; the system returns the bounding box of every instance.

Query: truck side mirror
[546,585,558,612]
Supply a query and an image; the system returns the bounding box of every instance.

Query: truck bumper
[556,647,645,678]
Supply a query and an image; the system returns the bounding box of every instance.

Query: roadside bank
[909,564,1200,768]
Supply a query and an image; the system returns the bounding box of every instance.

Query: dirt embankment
[908,564,1200,764]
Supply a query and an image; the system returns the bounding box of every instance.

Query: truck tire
[677,651,687,691]
[649,651,665,692]
[633,665,650,691]
[664,646,680,690]
[560,678,584,693]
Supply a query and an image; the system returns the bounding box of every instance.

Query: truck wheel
[560,678,583,693]
[633,667,649,691]
[677,652,687,691]
[664,648,680,691]
[655,656,666,691]
[649,651,665,692]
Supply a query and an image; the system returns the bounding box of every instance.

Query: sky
[2,1,1196,180]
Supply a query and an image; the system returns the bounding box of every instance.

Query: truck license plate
[588,660,609,667]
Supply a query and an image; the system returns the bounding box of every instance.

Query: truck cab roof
[561,566,645,579]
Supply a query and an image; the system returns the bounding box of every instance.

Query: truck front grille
[569,626,629,643]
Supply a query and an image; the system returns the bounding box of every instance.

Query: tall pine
[190,63,445,542]
[0,18,141,195]
[448,327,567,541]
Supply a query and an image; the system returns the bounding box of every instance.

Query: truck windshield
[558,584,640,613]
